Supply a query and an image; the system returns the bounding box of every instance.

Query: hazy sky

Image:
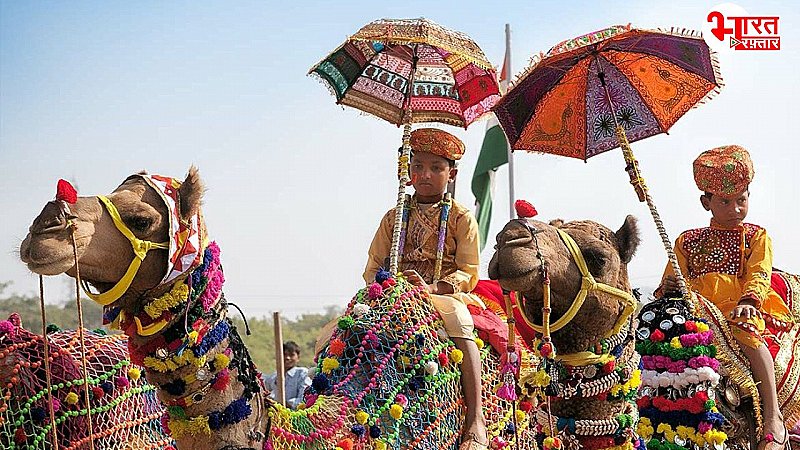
[1,1,797,319]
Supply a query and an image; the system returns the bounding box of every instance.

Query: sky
[1,1,797,319]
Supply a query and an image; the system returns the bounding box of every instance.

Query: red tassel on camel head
[514,199,538,219]
[56,179,78,204]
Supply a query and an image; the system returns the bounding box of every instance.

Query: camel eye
[126,216,153,232]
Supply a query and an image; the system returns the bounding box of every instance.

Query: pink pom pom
[115,376,130,388]
[51,398,61,413]
[0,320,15,335]
[367,283,383,299]
[395,394,408,407]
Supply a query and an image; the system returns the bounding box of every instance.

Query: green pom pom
[46,323,60,333]
[338,316,355,330]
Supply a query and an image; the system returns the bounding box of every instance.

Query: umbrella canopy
[494,24,722,160]
[310,18,500,128]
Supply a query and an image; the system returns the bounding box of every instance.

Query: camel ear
[178,166,205,220]
[549,219,565,228]
[615,215,640,264]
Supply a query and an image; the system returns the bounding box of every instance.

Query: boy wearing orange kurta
[661,145,793,450]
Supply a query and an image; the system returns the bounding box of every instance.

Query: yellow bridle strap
[522,229,637,339]
[81,195,169,306]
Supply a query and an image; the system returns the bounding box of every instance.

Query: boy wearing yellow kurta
[364,128,488,450]
[660,145,793,450]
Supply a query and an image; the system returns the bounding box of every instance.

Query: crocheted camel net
[0,314,174,450]
[267,274,537,450]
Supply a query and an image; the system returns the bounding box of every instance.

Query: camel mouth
[25,257,77,276]
[493,267,539,293]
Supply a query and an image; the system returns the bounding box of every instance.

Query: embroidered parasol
[310,18,500,272]
[492,24,724,295]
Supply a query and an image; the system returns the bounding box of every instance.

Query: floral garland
[167,397,252,439]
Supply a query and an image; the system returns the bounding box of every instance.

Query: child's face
[409,152,456,202]
[701,190,749,228]
[284,351,300,370]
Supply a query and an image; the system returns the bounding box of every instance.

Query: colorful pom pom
[475,337,484,349]
[514,199,538,218]
[322,357,340,374]
[424,361,439,375]
[65,392,79,405]
[355,410,369,425]
[367,283,384,299]
[389,404,403,420]
[438,352,449,366]
[56,179,78,204]
[337,316,355,330]
[128,367,141,380]
[329,338,346,356]
[369,425,381,438]
[375,269,391,283]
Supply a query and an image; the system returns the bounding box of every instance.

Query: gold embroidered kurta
[662,220,794,348]
[364,197,484,339]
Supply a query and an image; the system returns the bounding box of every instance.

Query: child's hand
[730,303,762,320]
[402,270,430,291]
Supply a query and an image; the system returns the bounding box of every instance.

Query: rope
[38,275,60,450]
[69,223,97,450]
[615,127,690,301]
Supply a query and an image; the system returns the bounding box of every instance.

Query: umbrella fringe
[307,41,349,76]
[507,51,546,92]
[308,71,342,102]
[693,47,725,110]
[656,26,704,40]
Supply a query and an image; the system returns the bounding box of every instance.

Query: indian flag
[471,35,511,251]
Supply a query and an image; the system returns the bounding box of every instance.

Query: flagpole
[504,24,516,220]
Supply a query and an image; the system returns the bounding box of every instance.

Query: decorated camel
[488,215,644,449]
[20,170,268,450]
[0,313,173,449]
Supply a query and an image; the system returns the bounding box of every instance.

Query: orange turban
[693,145,754,198]
[409,128,465,161]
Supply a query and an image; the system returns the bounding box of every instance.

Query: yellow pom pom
[214,353,231,370]
[128,367,141,381]
[401,356,411,368]
[475,338,484,350]
[187,330,199,345]
[355,411,369,425]
[670,336,682,349]
[450,349,464,365]
[389,404,403,420]
[322,357,340,374]
[515,409,526,422]
[65,392,79,405]
[375,441,387,450]
[696,322,709,332]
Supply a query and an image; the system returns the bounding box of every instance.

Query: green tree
[0,281,103,331]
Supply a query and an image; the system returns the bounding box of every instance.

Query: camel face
[489,216,640,354]
[20,169,203,305]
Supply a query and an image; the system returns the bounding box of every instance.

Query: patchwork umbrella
[311,18,500,272]
[493,24,723,295]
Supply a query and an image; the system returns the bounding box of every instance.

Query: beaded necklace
[397,193,453,281]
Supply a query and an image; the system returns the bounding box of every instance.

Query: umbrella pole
[389,47,419,274]
[596,67,690,300]
[390,119,413,274]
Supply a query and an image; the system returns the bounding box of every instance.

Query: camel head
[489,216,640,354]
[20,168,204,309]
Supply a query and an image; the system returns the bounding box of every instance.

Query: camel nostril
[34,216,66,235]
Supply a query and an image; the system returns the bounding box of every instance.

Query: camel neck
[120,241,266,449]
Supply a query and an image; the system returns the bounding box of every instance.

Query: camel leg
[452,337,488,448]
[740,342,787,449]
